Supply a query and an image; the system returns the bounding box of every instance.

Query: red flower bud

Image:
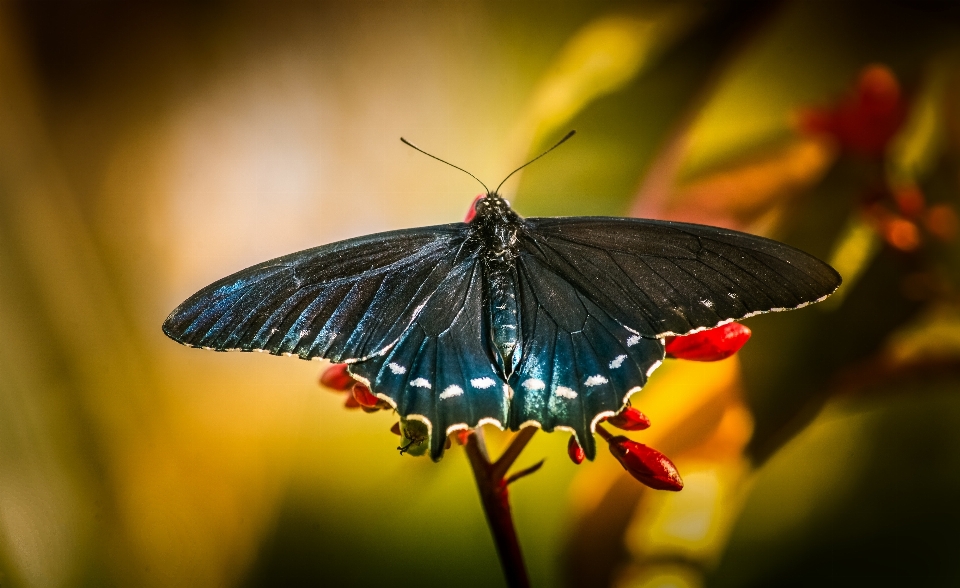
[320,363,355,391]
[464,194,484,223]
[796,64,905,158]
[607,436,683,491]
[607,407,651,431]
[665,322,751,361]
[352,383,380,408]
[567,436,585,465]
[343,395,361,409]
[882,216,921,251]
[455,430,472,446]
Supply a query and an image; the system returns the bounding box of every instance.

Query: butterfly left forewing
[163,225,469,362]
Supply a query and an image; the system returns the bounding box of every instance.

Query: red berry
[464,194,484,223]
[567,436,585,465]
[352,383,379,408]
[320,363,355,391]
[607,436,683,491]
[665,322,751,362]
[797,64,905,158]
[607,407,651,431]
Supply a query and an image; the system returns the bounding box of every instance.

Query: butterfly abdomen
[472,193,525,378]
[486,262,521,377]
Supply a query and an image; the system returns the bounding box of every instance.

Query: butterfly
[162,132,841,461]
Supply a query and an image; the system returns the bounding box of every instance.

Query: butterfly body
[472,193,523,377]
[163,192,841,461]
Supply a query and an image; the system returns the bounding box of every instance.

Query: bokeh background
[2,1,960,586]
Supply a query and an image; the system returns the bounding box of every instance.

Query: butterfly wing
[162,224,475,363]
[509,216,841,458]
[521,217,842,337]
[163,224,509,460]
[508,251,665,460]
[348,255,509,461]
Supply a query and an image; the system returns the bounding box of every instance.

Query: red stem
[595,422,614,441]
[464,427,537,588]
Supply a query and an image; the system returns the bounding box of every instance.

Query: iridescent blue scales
[162,194,841,460]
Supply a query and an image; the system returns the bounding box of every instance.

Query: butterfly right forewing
[521,217,842,337]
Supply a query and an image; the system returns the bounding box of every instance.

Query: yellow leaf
[822,213,880,310]
[887,54,953,187]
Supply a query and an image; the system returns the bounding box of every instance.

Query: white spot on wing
[700,299,714,308]
[609,355,627,369]
[555,386,578,399]
[522,378,546,391]
[627,335,641,347]
[584,375,608,387]
[439,385,463,400]
[388,362,406,375]
[410,378,431,389]
[471,377,496,389]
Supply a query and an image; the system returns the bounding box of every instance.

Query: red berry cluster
[797,64,958,253]
[318,363,391,412]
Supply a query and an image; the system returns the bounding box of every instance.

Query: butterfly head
[472,192,515,222]
[471,192,523,261]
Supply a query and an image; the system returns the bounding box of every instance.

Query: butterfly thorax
[471,193,523,376]
[472,193,522,259]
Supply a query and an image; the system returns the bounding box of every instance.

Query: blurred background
[2,1,960,586]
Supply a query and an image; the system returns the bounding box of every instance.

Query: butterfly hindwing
[162,225,472,363]
[508,251,665,460]
[349,256,508,460]
[521,217,842,337]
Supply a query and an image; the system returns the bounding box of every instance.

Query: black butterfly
[162,134,841,461]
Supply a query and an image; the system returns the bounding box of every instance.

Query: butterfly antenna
[494,130,576,195]
[400,137,490,194]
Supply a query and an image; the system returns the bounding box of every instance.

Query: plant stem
[464,427,537,588]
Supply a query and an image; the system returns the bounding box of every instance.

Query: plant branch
[464,428,537,588]
[491,425,538,480]
[505,459,545,486]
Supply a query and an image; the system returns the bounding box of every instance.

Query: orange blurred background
[2,2,960,587]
